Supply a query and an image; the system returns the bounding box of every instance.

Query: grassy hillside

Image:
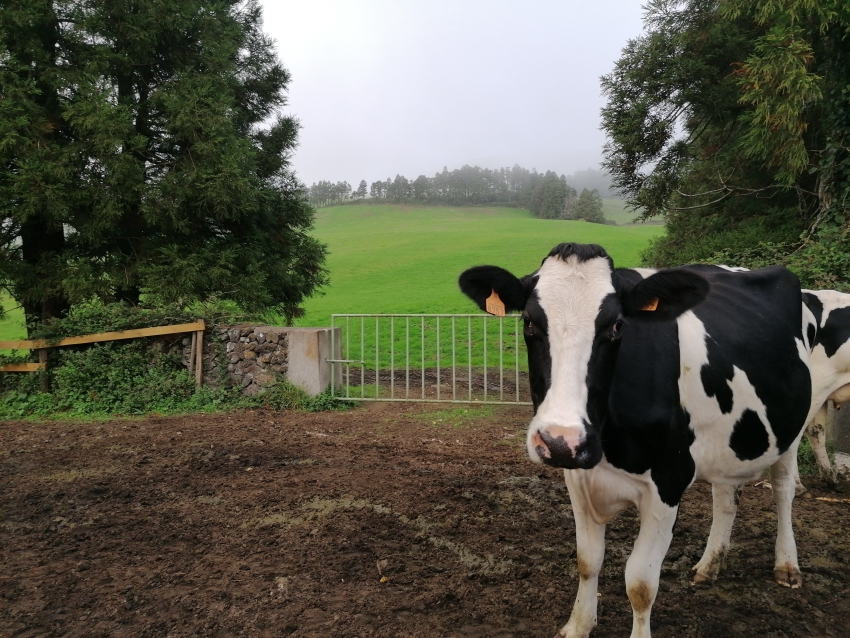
[295,204,664,326]
[0,204,665,342]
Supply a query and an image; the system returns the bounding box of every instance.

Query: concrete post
[282,327,342,396]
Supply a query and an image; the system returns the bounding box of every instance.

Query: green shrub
[50,341,196,415]
[0,299,354,418]
[237,384,355,413]
[0,390,58,419]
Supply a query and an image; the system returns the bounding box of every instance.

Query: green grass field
[295,204,664,327]
[0,294,27,354]
[0,204,664,350]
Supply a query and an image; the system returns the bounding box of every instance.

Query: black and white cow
[633,273,850,491]
[675,285,850,585]
[692,288,850,584]
[459,243,828,638]
[800,289,850,484]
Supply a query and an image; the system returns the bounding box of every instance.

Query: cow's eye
[608,319,623,341]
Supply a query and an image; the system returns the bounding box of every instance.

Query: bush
[50,341,196,415]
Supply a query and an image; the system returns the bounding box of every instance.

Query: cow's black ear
[621,269,708,320]
[458,266,527,313]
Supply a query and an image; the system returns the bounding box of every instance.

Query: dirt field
[1,402,849,638]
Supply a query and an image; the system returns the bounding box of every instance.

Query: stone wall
[178,325,340,396]
[181,325,289,396]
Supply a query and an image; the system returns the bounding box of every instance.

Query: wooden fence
[0,321,206,390]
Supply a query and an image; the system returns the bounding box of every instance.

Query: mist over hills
[308,165,619,222]
[564,168,618,198]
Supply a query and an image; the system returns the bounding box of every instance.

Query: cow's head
[459,243,708,469]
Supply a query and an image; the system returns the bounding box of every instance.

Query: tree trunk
[20,214,69,325]
[115,286,142,306]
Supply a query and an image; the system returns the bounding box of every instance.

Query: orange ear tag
[641,297,659,312]
[485,290,506,316]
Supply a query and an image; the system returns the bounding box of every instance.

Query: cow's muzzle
[529,425,601,469]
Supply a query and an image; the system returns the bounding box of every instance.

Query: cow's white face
[525,254,616,467]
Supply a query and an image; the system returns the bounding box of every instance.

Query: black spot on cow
[803,292,824,326]
[523,290,551,412]
[613,268,645,295]
[803,292,824,350]
[820,306,850,359]
[604,318,696,507]
[729,409,770,461]
[700,338,735,414]
[650,406,697,507]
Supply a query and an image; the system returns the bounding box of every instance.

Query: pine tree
[354,180,368,199]
[0,0,326,325]
[574,189,605,224]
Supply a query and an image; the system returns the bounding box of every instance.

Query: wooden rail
[0,321,205,350]
[0,320,206,387]
[1,363,46,372]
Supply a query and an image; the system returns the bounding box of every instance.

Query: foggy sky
[260,1,646,188]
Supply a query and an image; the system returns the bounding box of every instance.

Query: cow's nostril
[540,430,573,461]
[531,430,551,459]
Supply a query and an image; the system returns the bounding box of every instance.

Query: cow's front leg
[692,483,742,583]
[624,493,678,638]
[557,475,607,638]
[771,447,802,588]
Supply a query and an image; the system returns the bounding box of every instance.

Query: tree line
[308,165,608,223]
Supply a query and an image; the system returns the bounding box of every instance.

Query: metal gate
[328,314,532,404]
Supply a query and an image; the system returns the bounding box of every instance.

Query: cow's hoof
[691,570,714,585]
[794,482,807,496]
[774,565,803,589]
[690,554,724,584]
[556,619,595,638]
[823,476,839,491]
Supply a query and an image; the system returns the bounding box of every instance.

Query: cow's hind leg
[558,477,606,638]
[792,448,807,496]
[807,404,838,489]
[692,483,742,583]
[624,492,678,638]
[771,447,803,588]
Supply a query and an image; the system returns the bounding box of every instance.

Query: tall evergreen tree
[573,188,605,223]
[601,0,850,288]
[0,0,326,325]
[412,174,429,200]
[354,179,367,199]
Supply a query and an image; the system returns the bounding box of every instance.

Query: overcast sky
[260,1,646,188]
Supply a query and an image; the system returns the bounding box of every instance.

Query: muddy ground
[1,402,848,638]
